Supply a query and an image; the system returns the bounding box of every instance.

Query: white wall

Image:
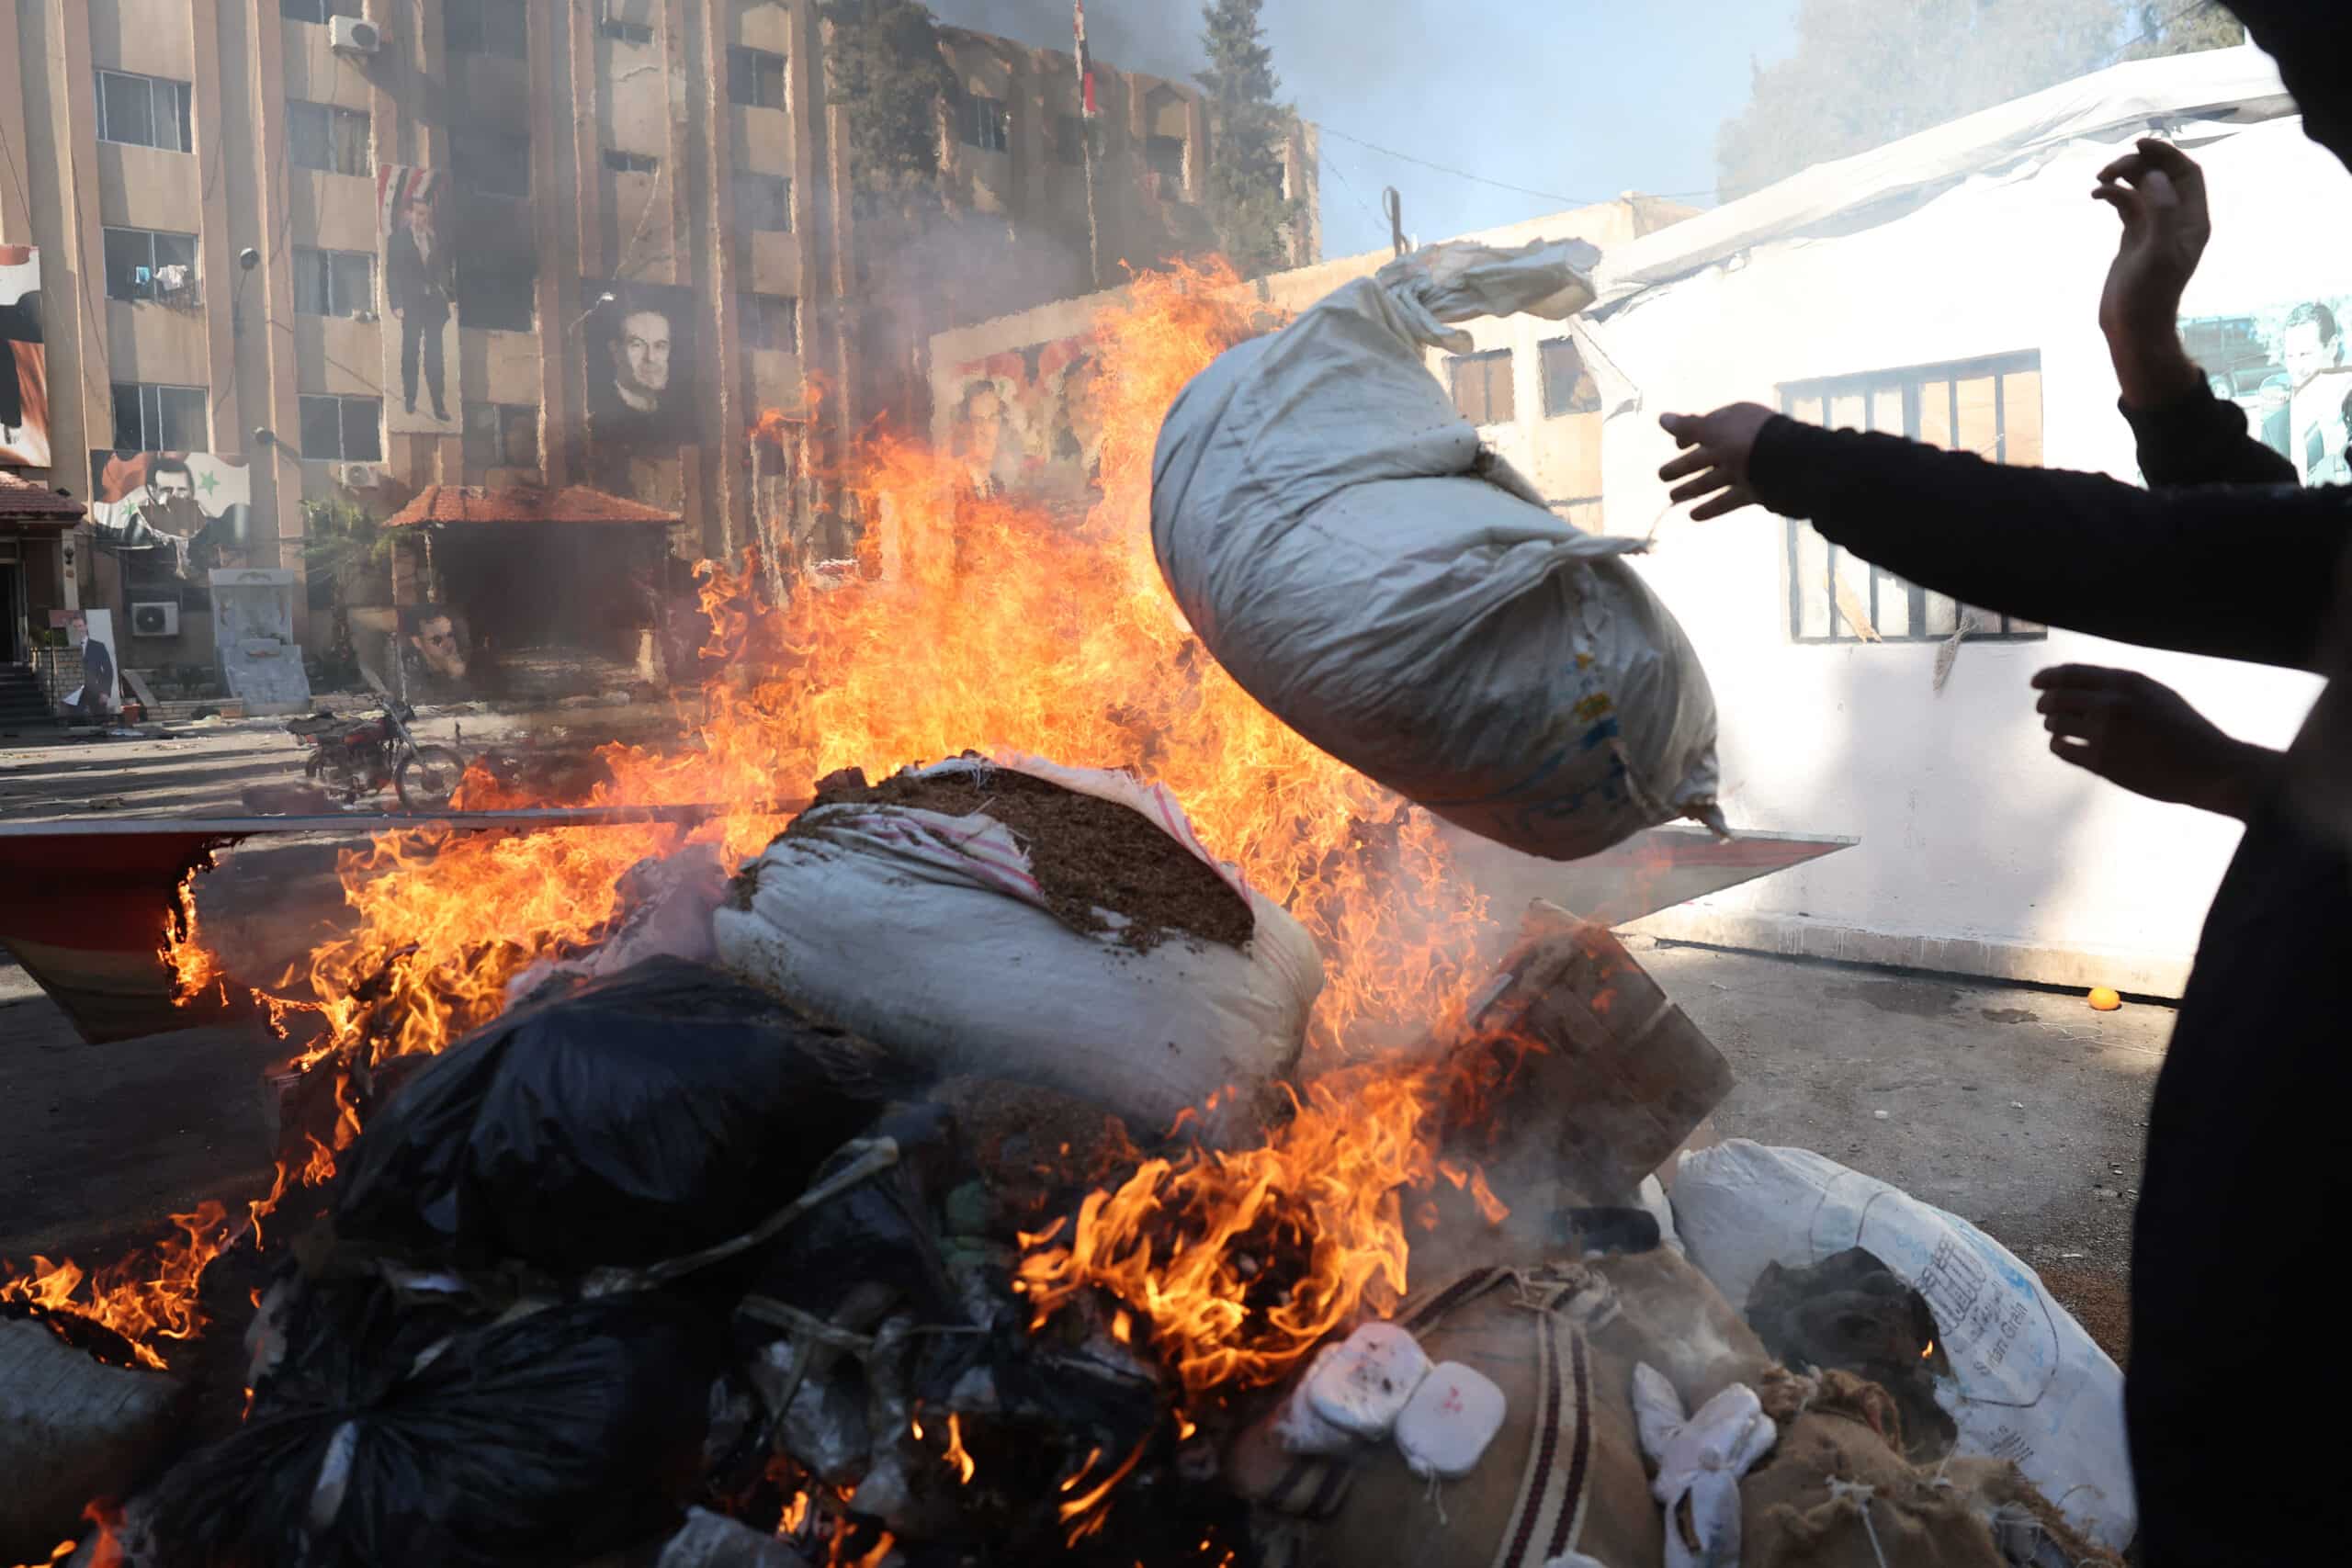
[1566,115,2348,992]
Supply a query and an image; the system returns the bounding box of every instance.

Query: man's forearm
[2105,321,2205,412]
[2203,740,2287,822]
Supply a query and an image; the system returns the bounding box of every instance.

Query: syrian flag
[1075,1,1097,119]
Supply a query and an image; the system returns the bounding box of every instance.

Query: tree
[1197,0,1300,277]
[1716,0,2135,200]
[820,0,956,213]
[2123,2,2245,60]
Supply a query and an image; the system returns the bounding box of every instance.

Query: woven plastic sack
[1152,238,1720,862]
[1671,1140,2134,1551]
[714,756,1323,1138]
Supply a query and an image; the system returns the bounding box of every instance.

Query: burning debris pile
[4,254,2134,1566]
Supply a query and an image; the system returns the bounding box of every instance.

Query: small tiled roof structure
[382,484,681,527]
[0,470,86,527]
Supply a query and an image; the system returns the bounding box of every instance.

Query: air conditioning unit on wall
[331,16,383,54]
[336,462,384,491]
[130,602,180,638]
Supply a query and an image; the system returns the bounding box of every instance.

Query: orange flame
[162,865,226,1007]
[0,1201,228,1369]
[63,256,1501,1370]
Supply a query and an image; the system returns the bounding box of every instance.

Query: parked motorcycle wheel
[396,746,467,811]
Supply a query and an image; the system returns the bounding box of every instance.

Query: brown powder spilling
[794,762,1254,952]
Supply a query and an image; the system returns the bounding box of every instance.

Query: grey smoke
[929,0,1205,83]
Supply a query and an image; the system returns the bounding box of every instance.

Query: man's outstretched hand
[2034,665,2279,820]
[2093,138,2211,409]
[1658,404,1780,520]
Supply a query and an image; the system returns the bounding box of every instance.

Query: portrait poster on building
[68,609,121,721]
[945,335,1103,502]
[379,165,462,435]
[0,244,49,468]
[583,280,695,489]
[87,450,254,603]
[2179,296,2352,482]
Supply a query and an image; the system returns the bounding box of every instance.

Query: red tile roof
[0,470,86,526]
[383,485,681,527]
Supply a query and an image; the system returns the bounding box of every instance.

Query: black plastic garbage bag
[138,1296,720,1568]
[333,958,913,1274]
[754,1102,967,1324]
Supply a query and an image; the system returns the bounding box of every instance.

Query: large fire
[5,258,1501,1400]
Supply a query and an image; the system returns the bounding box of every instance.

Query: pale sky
[929,0,1804,255]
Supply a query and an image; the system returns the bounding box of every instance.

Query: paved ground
[1,933,2162,1362]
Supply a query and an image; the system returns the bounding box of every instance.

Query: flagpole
[1077,1,1102,291]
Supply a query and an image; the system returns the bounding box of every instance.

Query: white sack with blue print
[1150,238,1721,862]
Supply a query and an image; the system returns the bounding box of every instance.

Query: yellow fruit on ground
[2087,987,2123,1012]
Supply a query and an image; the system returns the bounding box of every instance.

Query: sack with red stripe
[715,755,1323,1141]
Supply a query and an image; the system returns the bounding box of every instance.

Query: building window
[1054,115,1086,165]
[112,383,208,451]
[1447,349,1515,427]
[598,17,653,44]
[1539,336,1600,417]
[293,247,377,318]
[447,0,527,60]
[1782,353,2048,644]
[1145,134,1187,187]
[741,292,798,355]
[728,47,787,110]
[454,129,531,197]
[604,149,659,174]
[959,96,1011,153]
[288,100,372,176]
[280,0,364,21]
[457,263,535,331]
[300,395,384,462]
[463,401,539,470]
[96,71,193,153]
[734,172,793,232]
[102,227,199,301]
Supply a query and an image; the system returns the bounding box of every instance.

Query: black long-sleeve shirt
[1749,387,2349,1568]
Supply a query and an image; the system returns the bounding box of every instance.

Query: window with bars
[447,0,527,59]
[1781,353,2048,644]
[280,0,363,21]
[288,100,372,175]
[960,96,1011,152]
[293,247,376,318]
[599,17,653,44]
[604,149,659,174]
[729,47,787,109]
[741,292,799,355]
[299,395,384,461]
[96,71,193,153]
[734,172,793,232]
[103,228,199,301]
[1540,336,1600,417]
[111,383,209,451]
[463,401,539,469]
[1447,349,1515,427]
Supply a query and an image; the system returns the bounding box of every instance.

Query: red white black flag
[1075,1,1097,119]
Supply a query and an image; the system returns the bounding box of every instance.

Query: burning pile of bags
[6,754,2137,1567]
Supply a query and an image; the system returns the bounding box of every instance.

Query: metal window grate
[1781,352,2048,646]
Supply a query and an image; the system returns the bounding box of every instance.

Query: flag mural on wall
[0,245,49,468]
[86,450,254,603]
[379,165,463,436]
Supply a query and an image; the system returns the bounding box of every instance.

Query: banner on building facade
[944,335,1104,502]
[2180,294,2352,486]
[379,165,462,436]
[87,450,254,604]
[583,278,695,467]
[0,245,49,468]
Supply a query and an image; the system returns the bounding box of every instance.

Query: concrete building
[933,46,2336,995]
[0,0,1314,682]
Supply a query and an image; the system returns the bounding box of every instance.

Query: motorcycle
[288,697,467,810]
